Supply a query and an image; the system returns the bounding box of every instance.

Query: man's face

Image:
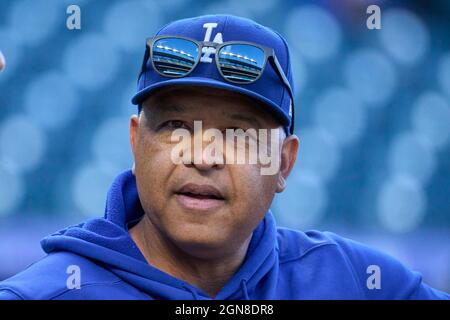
[130,86,295,258]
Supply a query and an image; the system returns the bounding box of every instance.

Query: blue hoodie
[0,170,448,300]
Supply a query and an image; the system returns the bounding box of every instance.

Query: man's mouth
[175,183,225,211]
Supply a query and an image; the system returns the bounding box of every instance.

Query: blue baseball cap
[131,14,295,134]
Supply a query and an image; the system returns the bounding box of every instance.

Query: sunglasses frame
[139,35,295,134]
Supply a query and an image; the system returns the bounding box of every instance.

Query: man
[0,15,448,300]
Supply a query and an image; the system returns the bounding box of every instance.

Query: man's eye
[160,120,188,130]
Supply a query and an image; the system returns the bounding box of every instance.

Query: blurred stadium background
[0,0,449,292]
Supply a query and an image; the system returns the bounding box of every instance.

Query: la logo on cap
[200,23,223,63]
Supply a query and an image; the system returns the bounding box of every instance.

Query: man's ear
[130,114,139,175]
[276,134,299,193]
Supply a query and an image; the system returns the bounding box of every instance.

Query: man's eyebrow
[229,113,263,128]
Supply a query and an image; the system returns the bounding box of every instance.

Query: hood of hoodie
[41,170,280,300]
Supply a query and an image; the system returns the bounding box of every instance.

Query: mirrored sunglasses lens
[152,38,199,77]
[218,44,265,83]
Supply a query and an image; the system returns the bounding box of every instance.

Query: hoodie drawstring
[240,279,250,300]
[183,285,200,300]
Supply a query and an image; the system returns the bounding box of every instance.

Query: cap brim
[131,77,291,127]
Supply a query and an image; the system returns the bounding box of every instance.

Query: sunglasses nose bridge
[202,41,219,48]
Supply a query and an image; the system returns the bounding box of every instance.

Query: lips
[175,183,225,211]
[176,183,225,200]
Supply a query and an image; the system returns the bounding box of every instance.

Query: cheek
[229,165,277,215]
[222,165,277,244]
[134,137,175,211]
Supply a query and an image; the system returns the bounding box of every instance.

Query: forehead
[143,86,278,124]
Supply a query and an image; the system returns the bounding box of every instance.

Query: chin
[168,224,233,256]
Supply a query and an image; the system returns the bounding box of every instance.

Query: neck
[129,214,251,298]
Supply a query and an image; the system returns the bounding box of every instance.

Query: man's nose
[188,131,225,171]
[190,157,225,171]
